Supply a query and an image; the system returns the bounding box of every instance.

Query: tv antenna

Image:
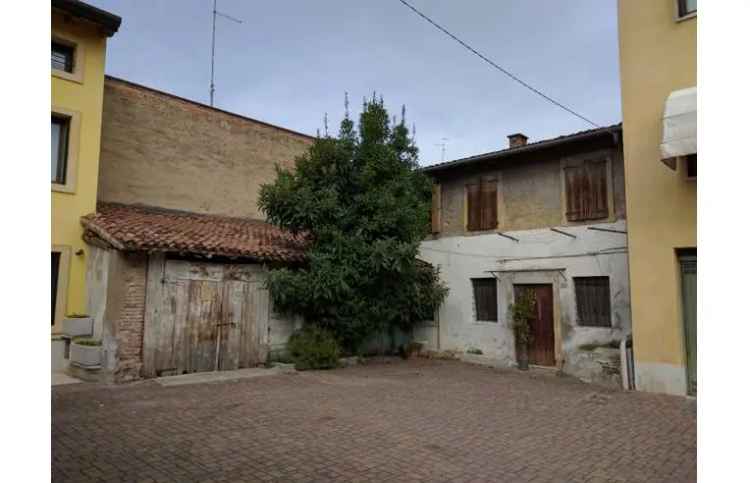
[210,0,243,106]
[435,138,448,162]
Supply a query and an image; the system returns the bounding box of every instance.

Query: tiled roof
[81,203,307,262]
[421,123,622,173]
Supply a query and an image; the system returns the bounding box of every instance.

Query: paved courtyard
[52,359,696,482]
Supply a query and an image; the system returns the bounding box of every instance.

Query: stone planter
[62,316,94,337]
[70,341,102,368]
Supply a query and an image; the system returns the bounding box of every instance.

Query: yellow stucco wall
[618,0,696,394]
[52,11,109,332]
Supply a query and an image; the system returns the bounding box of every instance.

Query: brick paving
[52,359,696,482]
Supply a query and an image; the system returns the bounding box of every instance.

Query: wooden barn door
[144,259,270,377]
[514,284,555,367]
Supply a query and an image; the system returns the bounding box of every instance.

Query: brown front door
[514,284,555,366]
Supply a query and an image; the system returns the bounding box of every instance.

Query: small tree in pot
[509,289,536,371]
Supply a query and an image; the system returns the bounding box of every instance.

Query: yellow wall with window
[618,0,696,394]
[51,10,110,332]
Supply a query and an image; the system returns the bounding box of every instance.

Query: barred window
[472,278,498,322]
[574,277,611,327]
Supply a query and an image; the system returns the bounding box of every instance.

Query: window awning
[660,87,697,170]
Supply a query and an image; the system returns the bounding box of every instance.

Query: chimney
[508,133,528,148]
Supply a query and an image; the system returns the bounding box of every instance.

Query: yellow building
[52,0,120,335]
[618,0,697,395]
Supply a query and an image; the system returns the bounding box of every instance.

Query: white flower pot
[62,316,94,337]
[70,341,102,368]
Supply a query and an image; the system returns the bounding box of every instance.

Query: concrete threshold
[155,366,295,387]
[52,372,84,386]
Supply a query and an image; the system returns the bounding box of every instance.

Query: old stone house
[76,76,314,382]
[417,125,632,387]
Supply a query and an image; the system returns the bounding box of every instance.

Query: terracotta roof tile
[81,203,307,262]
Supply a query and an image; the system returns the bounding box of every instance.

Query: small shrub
[466,347,483,355]
[287,326,341,370]
[73,337,101,347]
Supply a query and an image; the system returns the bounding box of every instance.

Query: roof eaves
[52,0,122,37]
[421,124,621,174]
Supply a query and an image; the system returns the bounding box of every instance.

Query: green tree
[259,95,448,352]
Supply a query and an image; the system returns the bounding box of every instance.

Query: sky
[89,0,622,166]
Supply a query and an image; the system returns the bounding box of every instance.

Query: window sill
[676,11,697,23]
[52,183,76,194]
[52,68,84,85]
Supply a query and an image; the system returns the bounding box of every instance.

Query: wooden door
[514,284,555,366]
[144,259,269,376]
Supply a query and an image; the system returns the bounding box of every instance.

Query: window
[431,183,441,234]
[472,278,498,322]
[52,41,74,73]
[564,160,608,222]
[678,0,697,18]
[574,277,612,327]
[685,154,697,179]
[52,252,60,326]
[52,115,70,184]
[467,177,497,231]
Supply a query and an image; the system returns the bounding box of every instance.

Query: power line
[397,0,602,129]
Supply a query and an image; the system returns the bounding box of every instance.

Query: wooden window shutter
[564,166,586,221]
[466,183,481,231]
[480,177,498,231]
[588,161,608,219]
[431,183,442,234]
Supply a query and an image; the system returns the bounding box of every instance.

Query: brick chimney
[508,133,528,148]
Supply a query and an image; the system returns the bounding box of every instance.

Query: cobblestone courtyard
[52,360,696,482]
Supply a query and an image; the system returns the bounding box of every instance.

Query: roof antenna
[435,138,448,162]
[210,0,243,107]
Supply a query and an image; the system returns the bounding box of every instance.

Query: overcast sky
[89,0,621,166]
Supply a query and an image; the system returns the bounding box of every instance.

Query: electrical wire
[397,0,602,129]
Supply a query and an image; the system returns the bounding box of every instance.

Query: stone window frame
[51,34,85,84]
[51,106,81,194]
[559,152,616,226]
[52,245,71,333]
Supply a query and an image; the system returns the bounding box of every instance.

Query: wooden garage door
[143,259,270,377]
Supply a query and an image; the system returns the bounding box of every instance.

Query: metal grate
[574,276,612,327]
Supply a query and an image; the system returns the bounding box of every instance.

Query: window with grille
[678,0,697,18]
[52,41,75,73]
[52,115,70,184]
[466,177,497,231]
[472,278,498,322]
[564,160,609,222]
[574,277,612,327]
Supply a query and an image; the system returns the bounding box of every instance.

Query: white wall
[419,220,631,382]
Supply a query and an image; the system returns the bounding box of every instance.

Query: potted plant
[70,337,102,368]
[62,313,94,337]
[509,289,536,371]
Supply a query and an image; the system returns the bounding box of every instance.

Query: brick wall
[113,252,147,382]
[98,77,314,219]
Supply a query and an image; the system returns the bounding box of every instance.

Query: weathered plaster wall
[430,140,625,237]
[419,220,631,386]
[98,77,314,219]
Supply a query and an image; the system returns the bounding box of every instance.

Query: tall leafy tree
[259,95,448,352]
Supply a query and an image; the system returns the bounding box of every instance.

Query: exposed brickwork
[114,252,147,382]
[52,360,696,482]
[98,77,314,219]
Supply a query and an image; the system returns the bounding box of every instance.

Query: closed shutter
[466,183,481,231]
[431,183,442,233]
[480,177,498,230]
[565,161,609,222]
